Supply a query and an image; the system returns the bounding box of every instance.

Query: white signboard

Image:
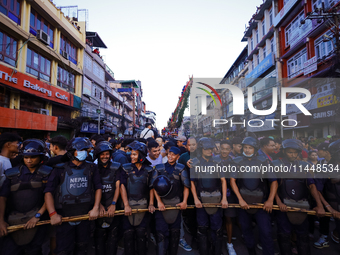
[303,56,317,75]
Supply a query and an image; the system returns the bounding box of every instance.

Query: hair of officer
[122,138,135,148]
[147,140,159,150]
[0,133,22,151]
[95,137,106,144]
[220,140,232,147]
[260,137,274,148]
[164,142,175,151]
[49,135,68,151]
[231,137,242,145]
[145,123,152,128]
[138,138,147,144]
[90,134,101,141]
[274,138,282,144]
[102,134,111,141]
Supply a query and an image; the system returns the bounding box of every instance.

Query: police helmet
[21,139,46,156]
[241,137,258,150]
[281,139,303,151]
[94,141,113,157]
[328,139,340,156]
[66,137,92,152]
[153,175,172,197]
[127,140,148,163]
[197,137,215,150]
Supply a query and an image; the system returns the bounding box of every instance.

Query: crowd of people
[0,125,339,255]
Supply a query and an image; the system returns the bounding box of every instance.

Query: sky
[53,0,260,129]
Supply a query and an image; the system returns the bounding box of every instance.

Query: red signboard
[0,64,74,106]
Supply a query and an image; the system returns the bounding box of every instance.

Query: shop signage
[0,64,72,106]
[245,53,274,86]
[274,0,299,27]
[303,56,317,75]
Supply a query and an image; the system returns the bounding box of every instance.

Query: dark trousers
[55,221,91,255]
[94,216,120,255]
[2,225,47,255]
[238,209,274,255]
[320,216,330,236]
[276,211,308,235]
[196,207,222,242]
[122,213,150,231]
[155,211,181,237]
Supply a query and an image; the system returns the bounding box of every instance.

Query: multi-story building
[274,0,340,138]
[0,0,85,139]
[220,46,248,137]
[241,0,279,136]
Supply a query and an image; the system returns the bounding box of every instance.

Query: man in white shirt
[0,133,22,176]
[146,140,162,167]
[140,123,154,139]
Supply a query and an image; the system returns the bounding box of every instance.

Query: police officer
[44,137,102,255]
[151,146,190,255]
[0,139,52,255]
[120,140,155,255]
[93,141,121,255]
[190,137,228,255]
[230,136,277,255]
[273,139,325,255]
[315,140,340,246]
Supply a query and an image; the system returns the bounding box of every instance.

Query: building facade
[274,0,340,138]
[0,0,85,139]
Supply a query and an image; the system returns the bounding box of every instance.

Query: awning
[86,32,107,48]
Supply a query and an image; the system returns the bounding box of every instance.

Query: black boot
[277,232,292,255]
[136,227,147,255]
[247,247,256,255]
[94,227,107,255]
[107,226,119,255]
[75,242,88,255]
[197,226,209,255]
[124,229,135,255]
[213,228,223,255]
[169,228,180,255]
[297,234,311,255]
[156,232,166,255]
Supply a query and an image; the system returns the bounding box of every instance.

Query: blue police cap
[169,147,181,155]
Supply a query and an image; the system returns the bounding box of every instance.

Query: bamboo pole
[6,203,333,233]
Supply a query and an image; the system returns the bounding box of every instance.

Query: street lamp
[83,94,101,135]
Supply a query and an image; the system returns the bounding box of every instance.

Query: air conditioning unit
[36,30,50,45]
[61,50,69,60]
[39,108,50,115]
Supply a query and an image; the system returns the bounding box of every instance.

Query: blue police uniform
[44,161,102,255]
[232,154,276,255]
[0,164,51,255]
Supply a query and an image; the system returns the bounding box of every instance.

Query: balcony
[124,101,133,110]
[104,103,120,115]
[124,114,133,122]
[105,84,123,102]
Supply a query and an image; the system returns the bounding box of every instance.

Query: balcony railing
[105,84,123,102]
[124,114,133,121]
[104,103,120,115]
[124,101,133,110]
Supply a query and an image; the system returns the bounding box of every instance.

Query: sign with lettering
[0,64,73,107]
[303,56,317,75]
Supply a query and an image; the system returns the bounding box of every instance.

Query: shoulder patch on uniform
[122,163,133,173]
[5,166,21,179]
[232,156,243,164]
[212,155,221,164]
[110,162,121,171]
[155,164,166,172]
[257,155,268,163]
[144,166,154,172]
[174,163,185,172]
[55,162,66,168]
[37,165,53,176]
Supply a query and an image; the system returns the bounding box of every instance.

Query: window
[26,48,51,81]
[315,31,335,60]
[312,0,322,12]
[284,11,304,46]
[263,46,267,59]
[256,30,259,44]
[0,0,20,24]
[60,34,77,64]
[262,20,266,37]
[20,93,44,113]
[269,9,273,27]
[93,61,105,82]
[30,8,54,48]
[256,54,259,65]
[57,66,75,92]
[287,48,307,78]
[251,37,254,51]
[251,60,254,70]
[271,38,274,53]
[0,30,17,66]
[0,86,10,108]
